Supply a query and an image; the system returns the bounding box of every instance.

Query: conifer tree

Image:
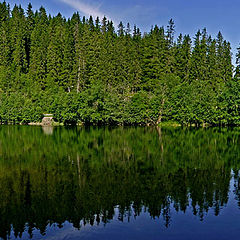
[117,21,124,36]
[26,3,35,68]
[46,14,65,88]
[10,5,28,75]
[174,34,191,81]
[235,46,240,79]
[29,7,49,88]
[101,16,107,33]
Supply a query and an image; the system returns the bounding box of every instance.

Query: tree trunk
[156,98,165,125]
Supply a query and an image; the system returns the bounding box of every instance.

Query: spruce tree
[29,6,49,88]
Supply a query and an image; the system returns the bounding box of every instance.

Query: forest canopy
[0,1,240,125]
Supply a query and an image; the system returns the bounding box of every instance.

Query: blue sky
[5,0,240,61]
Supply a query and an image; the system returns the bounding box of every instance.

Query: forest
[0,1,240,125]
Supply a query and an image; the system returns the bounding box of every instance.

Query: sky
[5,0,240,62]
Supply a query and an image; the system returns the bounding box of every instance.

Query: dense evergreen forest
[1,1,240,125]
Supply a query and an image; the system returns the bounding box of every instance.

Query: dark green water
[0,126,240,239]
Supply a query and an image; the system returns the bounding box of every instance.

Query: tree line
[0,1,240,125]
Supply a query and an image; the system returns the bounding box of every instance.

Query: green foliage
[0,2,237,126]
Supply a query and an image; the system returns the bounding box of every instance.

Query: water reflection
[42,126,54,135]
[0,126,239,239]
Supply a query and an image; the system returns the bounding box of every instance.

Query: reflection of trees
[0,163,233,239]
[0,126,238,239]
[233,169,240,209]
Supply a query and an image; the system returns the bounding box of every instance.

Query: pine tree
[29,6,49,88]
[126,23,131,36]
[95,17,100,31]
[101,16,107,33]
[222,40,232,82]
[235,45,240,79]
[26,3,35,69]
[74,21,87,93]
[206,36,218,83]
[61,21,75,92]
[167,19,175,47]
[174,34,191,81]
[10,5,28,74]
[46,14,65,89]
[117,21,124,37]
[0,1,9,25]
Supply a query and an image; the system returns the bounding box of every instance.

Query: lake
[0,126,240,240]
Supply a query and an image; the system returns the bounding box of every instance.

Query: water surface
[0,126,240,239]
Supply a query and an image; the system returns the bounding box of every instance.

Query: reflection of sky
[6,0,240,61]
[10,172,240,240]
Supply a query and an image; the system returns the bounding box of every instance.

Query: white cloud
[59,0,106,19]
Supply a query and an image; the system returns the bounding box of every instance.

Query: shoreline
[0,121,237,128]
[28,122,64,126]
